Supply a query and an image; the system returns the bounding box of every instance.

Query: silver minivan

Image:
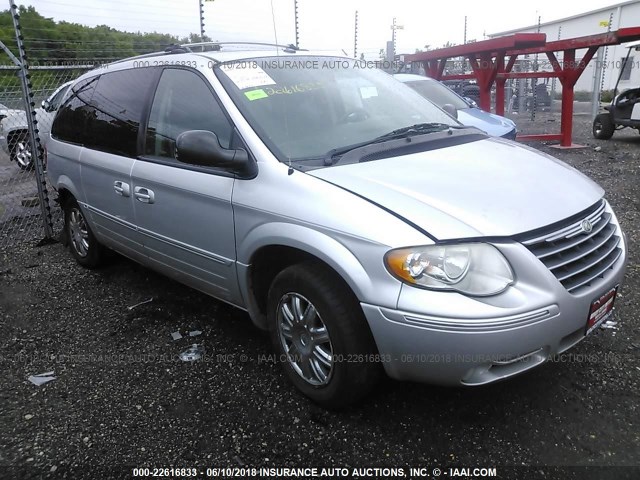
[47,45,627,408]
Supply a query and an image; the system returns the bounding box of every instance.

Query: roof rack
[179,42,305,53]
[164,44,190,54]
[100,42,306,68]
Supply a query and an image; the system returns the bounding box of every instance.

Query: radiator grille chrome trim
[521,200,622,295]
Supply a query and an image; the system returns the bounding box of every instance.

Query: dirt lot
[0,114,638,480]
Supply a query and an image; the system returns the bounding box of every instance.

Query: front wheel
[10,132,34,170]
[267,263,380,409]
[63,197,104,268]
[593,113,615,139]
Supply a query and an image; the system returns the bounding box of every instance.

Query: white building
[489,0,640,94]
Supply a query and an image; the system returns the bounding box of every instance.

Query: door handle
[134,186,155,204]
[113,181,130,197]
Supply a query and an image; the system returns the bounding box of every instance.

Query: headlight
[384,243,514,296]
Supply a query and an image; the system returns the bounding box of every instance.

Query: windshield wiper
[323,123,464,166]
[378,122,463,139]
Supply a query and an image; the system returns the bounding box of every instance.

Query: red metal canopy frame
[405,28,640,146]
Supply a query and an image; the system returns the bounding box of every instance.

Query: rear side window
[85,68,158,158]
[51,77,98,144]
[145,68,232,160]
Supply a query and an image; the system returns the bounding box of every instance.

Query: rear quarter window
[52,68,159,156]
[51,77,98,145]
[84,68,159,157]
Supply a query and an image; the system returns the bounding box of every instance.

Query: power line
[38,0,191,13]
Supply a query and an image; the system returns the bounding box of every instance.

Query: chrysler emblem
[581,219,593,234]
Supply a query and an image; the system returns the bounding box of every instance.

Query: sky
[25,0,625,58]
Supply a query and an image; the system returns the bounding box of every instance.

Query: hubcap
[68,207,90,258]
[594,121,602,135]
[15,141,32,168]
[277,293,334,386]
[594,122,602,135]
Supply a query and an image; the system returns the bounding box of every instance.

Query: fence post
[9,0,54,239]
[591,47,604,120]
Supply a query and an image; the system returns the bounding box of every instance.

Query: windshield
[404,80,469,110]
[215,56,458,163]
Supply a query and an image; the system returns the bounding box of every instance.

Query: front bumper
[362,235,627,386]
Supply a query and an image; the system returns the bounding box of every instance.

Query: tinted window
[51,77,98,144]
[145,69,232,160]
[85,68,158,158]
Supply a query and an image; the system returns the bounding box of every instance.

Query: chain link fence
[0,2,93,249]
[497,44,617,139]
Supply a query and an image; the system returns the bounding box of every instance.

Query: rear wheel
[267,262,380,408]
[593,113,615,140]
[63,197,104,268]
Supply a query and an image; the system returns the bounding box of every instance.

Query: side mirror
[175,130,255,176]
[464,97,478,108]
[41,100,51,111]
[0,109,7,120]
[442,103,458,119]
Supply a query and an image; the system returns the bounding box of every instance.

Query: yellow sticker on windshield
[245,89,268,101]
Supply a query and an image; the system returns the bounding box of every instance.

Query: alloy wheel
[277,292,334,386]
[15,140,33,169]
[68,207,90,258]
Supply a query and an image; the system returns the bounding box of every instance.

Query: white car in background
[0,81,72,170]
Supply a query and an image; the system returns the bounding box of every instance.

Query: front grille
[521,200,622,295]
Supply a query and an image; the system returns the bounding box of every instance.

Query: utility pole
[531,14,541,121]
[199,0,205,40]
[550,25,561,113]
[199,0,214,41]
[294,0,300,48]
[593,12,614,119]
[464,16,467,44]
[390,17,404,59]
[354,10,358,58]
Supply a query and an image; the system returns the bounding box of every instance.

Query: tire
[9,131,34,170]
[63,197,104,268]
[593,113,615,140]
[267,262,380,409]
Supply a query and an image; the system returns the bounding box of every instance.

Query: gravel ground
[0,115,638,480]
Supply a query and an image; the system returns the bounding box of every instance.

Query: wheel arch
[7,127,28,143]
[55,178,82,208]
[238,223,376,330]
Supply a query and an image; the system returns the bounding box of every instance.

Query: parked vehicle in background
[593,87,640,139]
[510,83,552,112]
[0,81,72,169]
[396,74,517,139]
[442,79,480,105]
[0,102,29,165]
[47,46,626,408]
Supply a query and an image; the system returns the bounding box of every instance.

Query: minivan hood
[309,137,604,240]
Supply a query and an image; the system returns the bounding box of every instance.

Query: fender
[55,174,82,203]
[237,222,391,329]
